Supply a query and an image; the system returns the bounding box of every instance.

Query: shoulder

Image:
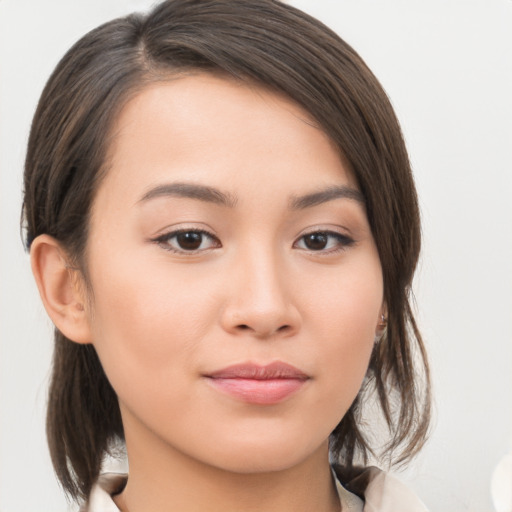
[333,465,429,512]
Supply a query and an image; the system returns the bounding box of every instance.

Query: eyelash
[293,230,355,255]
[151,229,355,255]
[152,229,220,254]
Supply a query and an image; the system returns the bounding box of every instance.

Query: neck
[115,420,340,512]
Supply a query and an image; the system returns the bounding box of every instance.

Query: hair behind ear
[46,333,123,501]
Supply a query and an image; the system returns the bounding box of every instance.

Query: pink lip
[205,362,309,405]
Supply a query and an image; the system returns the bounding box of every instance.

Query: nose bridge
[222,242,299,337]
[243,246,286,305]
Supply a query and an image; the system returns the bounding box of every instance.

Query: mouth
[204,361,310,405]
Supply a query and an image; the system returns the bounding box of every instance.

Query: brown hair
[22,0,430,502]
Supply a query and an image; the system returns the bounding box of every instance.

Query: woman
[23,0,431,510]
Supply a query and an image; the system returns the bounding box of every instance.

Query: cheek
[302,260,382,407]
[84,254,220,402]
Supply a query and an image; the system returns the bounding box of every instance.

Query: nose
[220,250,301,339]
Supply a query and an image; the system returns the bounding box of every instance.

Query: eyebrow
[138,182,238,207]
[138,181,364,210]
[290,185,365,210]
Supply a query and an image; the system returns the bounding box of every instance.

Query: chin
[201,433,328,475]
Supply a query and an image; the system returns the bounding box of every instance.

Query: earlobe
[30,234,92,344]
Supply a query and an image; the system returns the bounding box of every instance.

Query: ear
[375,303,388,343]
[30,234,92,344]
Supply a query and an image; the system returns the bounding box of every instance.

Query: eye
[294,230,355,253]
[153,229,221,253]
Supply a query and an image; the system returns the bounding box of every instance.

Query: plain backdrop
[1,1,511,511]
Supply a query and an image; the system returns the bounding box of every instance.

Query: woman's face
[83,74,383,473]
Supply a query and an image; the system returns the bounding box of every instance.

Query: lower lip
[206,378,306,405]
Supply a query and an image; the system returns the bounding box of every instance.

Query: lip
[204,362,309,405]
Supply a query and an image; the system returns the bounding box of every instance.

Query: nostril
[234,324,291,334]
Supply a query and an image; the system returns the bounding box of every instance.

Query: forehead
[97,74,356,208]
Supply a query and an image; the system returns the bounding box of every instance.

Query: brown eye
[176,232,203,250]
[303,233,328,250]
[154,229,220,253]
[295,231,355,253]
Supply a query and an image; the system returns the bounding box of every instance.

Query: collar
[332,465,429,512]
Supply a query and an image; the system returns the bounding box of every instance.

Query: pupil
[177,232,202,250]
[305,233,327,250]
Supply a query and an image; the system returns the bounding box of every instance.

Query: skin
[32,74,384,512]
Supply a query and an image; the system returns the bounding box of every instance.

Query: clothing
[333,465,429,512]
[82,466,428,512]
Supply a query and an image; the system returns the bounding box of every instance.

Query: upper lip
[206,361,309,380]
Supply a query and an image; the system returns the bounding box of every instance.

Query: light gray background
[1,1,511,511]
